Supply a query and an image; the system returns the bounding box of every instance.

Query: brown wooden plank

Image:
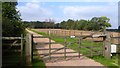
[34,47,70,50]
[33,52,77,56]
[2,44,21,46]
[35,42,64,45]
[42,55,79,59]
[2,37,24,40]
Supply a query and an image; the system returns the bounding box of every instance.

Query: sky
[16,0,120,29]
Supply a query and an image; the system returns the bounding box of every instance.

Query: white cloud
[17,2,53,21]
[61,4,118,28]
[63,6,117,19]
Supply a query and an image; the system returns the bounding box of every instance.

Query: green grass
[31,29,49,36]
[30,29,119,68]
[32,43,46,68]
[32,53,46,68]
[91,55,119,68]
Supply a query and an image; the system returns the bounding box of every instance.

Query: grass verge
[32,51,46,68]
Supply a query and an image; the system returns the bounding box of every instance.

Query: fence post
[103,32,111,59]
[26,33,33,65]
[25,34,29,65]
[49,37,51,60]
[31,34,33,63]
[118,32,120,67]
[65,30,66,36]
[78,37,81,58]
[64,37,67,59]
[21,34,24,64]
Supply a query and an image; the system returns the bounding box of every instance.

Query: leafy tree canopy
[2,2,25,37]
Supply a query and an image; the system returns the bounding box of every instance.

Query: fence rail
[2,37,25,39]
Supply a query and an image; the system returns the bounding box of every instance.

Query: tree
[59,16,111,31]
[77,19,88,30]
[60,21,66,29]
[90,16,111,31]
[97,16,111,30]
[66,19,75,29]
[2,2,25,36]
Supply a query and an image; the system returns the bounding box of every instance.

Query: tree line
[24,16,112,31]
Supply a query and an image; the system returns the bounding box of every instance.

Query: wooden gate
[32,35,80,60]
[2,35,24,66]
[26,30,113,64]
[29,34,106,61]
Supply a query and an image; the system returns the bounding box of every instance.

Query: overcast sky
[17,0,120,29]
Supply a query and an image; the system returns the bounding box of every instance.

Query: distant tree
[54,23,61,28]
[60,21,66,29]
[118,26,120,29]
[66,19,75,29]
[97,16,111,30]
[89,16,111,31]
[78,19,88,30]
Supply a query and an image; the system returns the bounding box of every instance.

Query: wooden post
[31,34,33,62]
[118,32,120,67]
[25,34,28,64]
[61,30,63,36]
[78,37,81,58]
[53,30,55,35]
[81,32,82,36]
[49,37,51,60]
[26,33,33,65]
[21,34,23,64]
[74,30,75,36]
[29,34,33,63]
[64,37,67,59]
[69,30,70,36]
[65,30,66,36]
[90,46,93,57]
[25,34,30,65]
[103,32,111,59]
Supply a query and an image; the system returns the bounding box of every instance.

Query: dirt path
[26,29,107,68]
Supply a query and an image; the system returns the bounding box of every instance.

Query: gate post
[26,33,33,65]
[64,37,67,59]
[103,32,111,59]
[49,37,51,60]
[78,37,81,58]
[21,34,24,64]
[29,34,33,63]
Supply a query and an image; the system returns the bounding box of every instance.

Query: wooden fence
[2,35,24,66]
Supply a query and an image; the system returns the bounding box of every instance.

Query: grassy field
[30,29,119,68]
